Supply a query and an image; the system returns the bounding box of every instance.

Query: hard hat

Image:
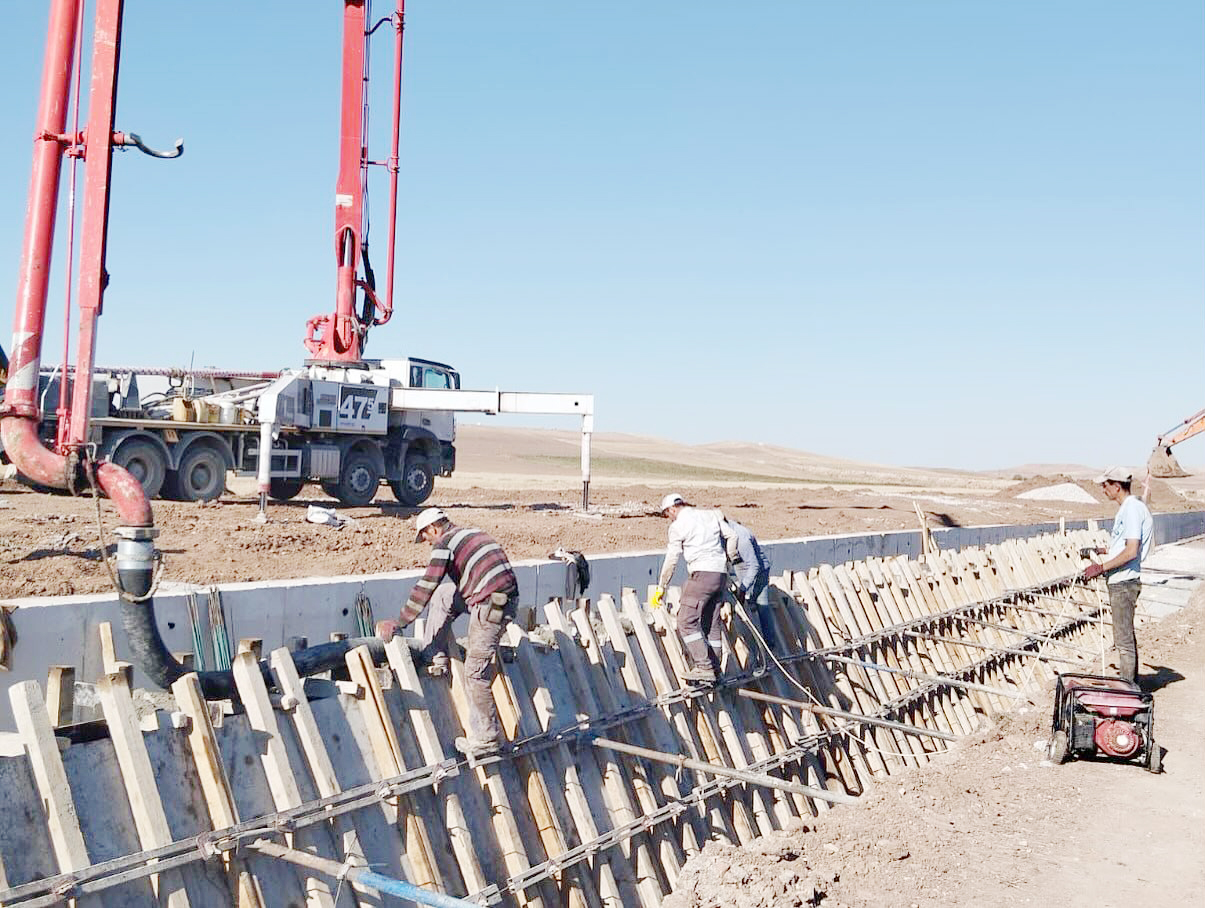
[1094,466,1133,484]
[414,507,447,541]
[659,493,685,513]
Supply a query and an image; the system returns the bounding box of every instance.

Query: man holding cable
[1082,467,1153,683]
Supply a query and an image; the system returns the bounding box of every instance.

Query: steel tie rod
[904,631,1080,666]
[589,736,860,806]
[736,688,959,742]
[822,653,1024,699]
[949,615,1101,655]
[250,840,478,907]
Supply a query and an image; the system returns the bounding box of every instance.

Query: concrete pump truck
[1,1,594,515]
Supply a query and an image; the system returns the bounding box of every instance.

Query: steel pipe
[251,840,478,908]
[737,688,959,742]
[822,654,1024,699]
[590,736,860,805]
[905,631,1078,666]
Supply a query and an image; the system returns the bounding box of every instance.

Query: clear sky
[1,2,1202,470]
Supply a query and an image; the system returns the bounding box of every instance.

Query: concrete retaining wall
[1,510,1201,730]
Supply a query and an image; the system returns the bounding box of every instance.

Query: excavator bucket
[1147,444,1188,479]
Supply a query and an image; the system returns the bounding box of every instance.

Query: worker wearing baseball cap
[378,506,519,759]
[653,493,736,685]
[1081,467,1152,682]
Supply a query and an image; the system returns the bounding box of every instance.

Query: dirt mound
[995,474,1109,503]
[1144,476,1194,512]
[995,474,1194,513]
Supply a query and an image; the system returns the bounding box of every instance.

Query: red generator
[1049,673,1159,773]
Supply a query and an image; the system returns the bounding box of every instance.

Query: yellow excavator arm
[1148,406,1205,478]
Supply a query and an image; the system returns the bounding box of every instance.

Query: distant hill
[453,425,1005,490]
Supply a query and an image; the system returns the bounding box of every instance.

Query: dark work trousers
[1108,580,1141,682]
[416,581,515,743]
[677,570,727,673]
[744,568,777,651]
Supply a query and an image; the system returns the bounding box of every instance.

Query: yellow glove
[650,587,665,609]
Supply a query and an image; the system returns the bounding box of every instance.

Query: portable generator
[1048,672,1159,773]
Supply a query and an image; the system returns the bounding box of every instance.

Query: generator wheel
[1049,729,1070,764]
[1147,740,1162,774]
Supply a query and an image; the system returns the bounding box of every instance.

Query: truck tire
[330,449,381,507]
[269,478,305,501]
[112,440,167,500]
[171,445,227,502]
[390,456,433,506]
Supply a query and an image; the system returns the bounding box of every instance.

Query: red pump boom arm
[304,0,404,363]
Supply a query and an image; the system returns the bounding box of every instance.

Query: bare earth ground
[0,425,1201,600]
[0,426,1202,907]
[663,583,1205,908]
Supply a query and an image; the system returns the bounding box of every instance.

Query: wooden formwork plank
[762,580,862,804]
[712,604,798,822]
[834,565,929,765]
[595,595,707,861]
[505,620,621,908]
[95,673,192,908]
[874,560,976,737]
[912,557,1006,714]
[620,590,737,845]
[787,574,888,779]
[380,639,489,898]
[493,628,595,908]
[644,602,766,841]
[864,557,964,739]
[444,647,548,908]
[573,597,687,887]
[343,645,445,896]
[553,599,668,907]
[717,596,820,823]
[856,561,959,745]
[46,665,75,729]
[230,653,340,908]
[8,680,104,907]
[811,566,910,769]
[943,551,1022,705]
[170,674,265,908]
[957,552,1054,691]
[268,648,381,908]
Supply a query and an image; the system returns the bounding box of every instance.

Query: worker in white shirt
[652,493,734,685]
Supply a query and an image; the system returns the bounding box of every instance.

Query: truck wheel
[112,440,167,500]
[269,478,305,501]
[332,450,381,507]
[390,456,433,506]
[173,445,227,502]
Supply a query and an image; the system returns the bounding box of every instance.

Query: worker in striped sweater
[379,506,519,759]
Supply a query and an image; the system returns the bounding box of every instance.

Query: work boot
[681,665,717,687]
[454,736,505,761]
[426,655,449,679]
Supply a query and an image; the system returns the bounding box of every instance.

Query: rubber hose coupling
[114,526,160,598]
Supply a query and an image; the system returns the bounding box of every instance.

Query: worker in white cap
[1082,467,1153,682]
[653,493,736,685]
[377,506,519,759]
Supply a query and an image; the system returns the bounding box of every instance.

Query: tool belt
[482,591,516,626]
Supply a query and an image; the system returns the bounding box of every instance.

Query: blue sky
[1,2,1201,470]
